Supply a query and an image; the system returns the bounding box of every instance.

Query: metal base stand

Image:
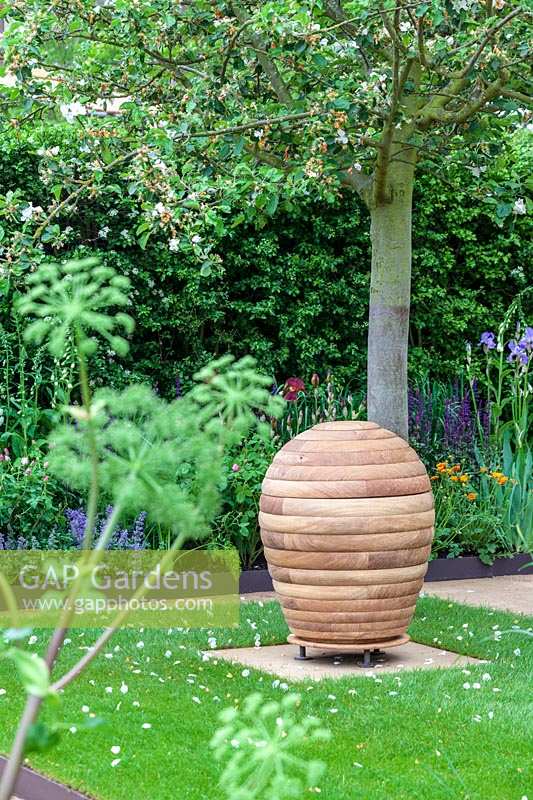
[294,645,312,661]
[293,643,388,667]
[288,634,408,667]
[355,648,386,669]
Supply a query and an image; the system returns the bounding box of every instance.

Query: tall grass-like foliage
[0,320,80,543]
[429,294,532,562]
[272,374,365,444]
[0,257,283,800]
[0,319,75,458]
[469,290,532,452]
[408,377,490,465]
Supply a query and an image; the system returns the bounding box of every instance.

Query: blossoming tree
[1,0,531,436]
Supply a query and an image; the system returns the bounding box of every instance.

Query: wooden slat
[284,607,414,623]
[280,593,420,612]
[261,528,434,552]
[269,563,428,586]
[283,437,408,453]
[290,627,407,642]
[287,617,411,632]
[261,475,430,499]
[288,633,409,651]
[297,429,396,441]
[264,545,431,571]
[260,492,434,517]
[273,448,419,467]
[273,578,423,600]
[312,421,380,430]
[266,461,427,481]
[260,509,435,534]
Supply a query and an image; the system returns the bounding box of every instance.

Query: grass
[0,596,532,800]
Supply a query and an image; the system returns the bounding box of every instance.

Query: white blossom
[513,198,526,215]
[153,202,170,218]
[168,238,180,252]
[94,0,115,11]
[20,203,43,222]
[59,102,86,123]
[335,129,349,145]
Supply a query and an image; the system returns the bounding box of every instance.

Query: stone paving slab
[421,575,533,616]
[242,574,533,616]
[209,641,484,681]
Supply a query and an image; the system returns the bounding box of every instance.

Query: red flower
[283,377,305,401]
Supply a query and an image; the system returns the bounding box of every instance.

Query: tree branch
[374,55,414,204]
[460,7,522,77]
[421,71,510,126]
[32,148,144,241]
[220,19,254,83]
[323,0,371,71]
[416,14,430,69]
[501,87,533,105]
[231,2,293,104]
[183,110,320,138]
[341,167,373,205]
[379,7,405,54]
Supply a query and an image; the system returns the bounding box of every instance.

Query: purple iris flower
[479,331,496,350]
[519,326,533,351]
[507,340,529,365]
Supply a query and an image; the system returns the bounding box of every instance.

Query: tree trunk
[367,159,415,440]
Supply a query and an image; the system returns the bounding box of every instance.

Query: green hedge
[0,126,531,397]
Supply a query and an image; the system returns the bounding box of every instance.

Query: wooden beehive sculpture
[259,421,434,659]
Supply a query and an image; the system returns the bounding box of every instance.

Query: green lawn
[0,596,532,800]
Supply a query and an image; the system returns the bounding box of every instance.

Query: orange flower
[459,474,469,483]
[431,475,439,481]
[498,476,509,485]
[452,465,461,472]
[490,470,503,479]
[450,475,459,482]
[436,462,447,472]
[466,492,477,501]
